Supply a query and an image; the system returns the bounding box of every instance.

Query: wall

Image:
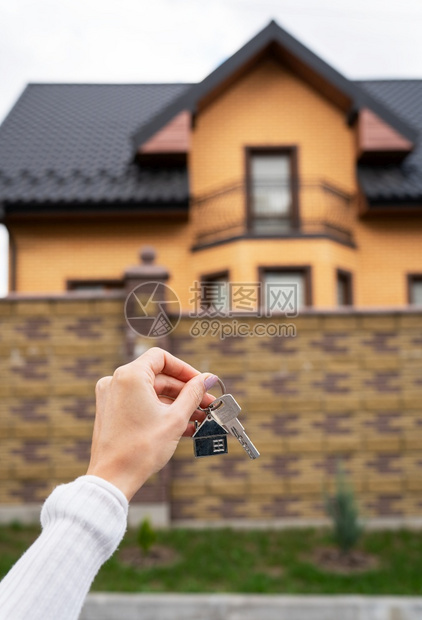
[10,220,196,309]
[1,294,421,527]
[354,218,422,307]
[170,311,422,523]
[0,296,125,504]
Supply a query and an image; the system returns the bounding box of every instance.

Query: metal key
[208,394,260,460]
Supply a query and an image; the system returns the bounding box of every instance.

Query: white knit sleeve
[0,475,128,620]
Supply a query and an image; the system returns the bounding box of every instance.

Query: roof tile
[0,84,191,206]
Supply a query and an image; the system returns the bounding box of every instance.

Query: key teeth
[206,393,260,460]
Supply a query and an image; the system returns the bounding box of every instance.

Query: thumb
[172,373,219,421]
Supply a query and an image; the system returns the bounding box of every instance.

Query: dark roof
[133,20,417,150]
[357,80,422,203]
[1,23,422,211]
[0,83,191,209]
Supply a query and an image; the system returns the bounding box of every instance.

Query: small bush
[325,462,362,554]
[10,520,23,532]
[136,517,157,556]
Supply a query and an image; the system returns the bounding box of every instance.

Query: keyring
[198,377,226,411]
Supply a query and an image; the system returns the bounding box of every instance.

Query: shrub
[136,517,157,556]
[325,462,362,554]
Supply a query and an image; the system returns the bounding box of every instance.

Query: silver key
[208,394,260,460]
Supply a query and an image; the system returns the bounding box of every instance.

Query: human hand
[86,347,219,501]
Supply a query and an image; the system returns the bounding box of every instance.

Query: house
[192,415,228,458]
[0,20,422,310]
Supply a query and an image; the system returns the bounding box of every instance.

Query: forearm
[0,476,128,620]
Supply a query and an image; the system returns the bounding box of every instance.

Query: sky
[0,0,421,295]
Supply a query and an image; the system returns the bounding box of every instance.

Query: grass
[0,521,41,578]
[1,524,422,594]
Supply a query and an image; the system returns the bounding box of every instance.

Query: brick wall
[0,296,125,503]
[1,295,422,525]
[170,312,422,523]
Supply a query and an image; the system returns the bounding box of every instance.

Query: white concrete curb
[80,594,422,620]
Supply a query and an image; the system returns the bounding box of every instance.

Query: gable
[189,55,357,194]
[133,20,416,154]
[194,42,352,117]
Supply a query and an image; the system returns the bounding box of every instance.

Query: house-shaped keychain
[193,414,228,458]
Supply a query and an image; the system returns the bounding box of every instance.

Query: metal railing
[191,179,355,246]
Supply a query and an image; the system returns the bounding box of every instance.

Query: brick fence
[0,295,125,506]
[170,312,422,524]
[1,294,422,526]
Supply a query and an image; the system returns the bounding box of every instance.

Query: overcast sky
[0,0,421,294]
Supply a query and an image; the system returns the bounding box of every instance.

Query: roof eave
[1,200,189,221]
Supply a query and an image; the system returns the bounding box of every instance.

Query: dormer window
[247,147,299,234]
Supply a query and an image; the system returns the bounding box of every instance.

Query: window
[67,279,124,292]
[260,267,311,315]
[408,274,422,304]
[200,271,230,314]
[247,148,298,234]
[336,269,353,306]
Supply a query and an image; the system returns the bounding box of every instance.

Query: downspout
[6,224,17,293]
[0,205,17,293]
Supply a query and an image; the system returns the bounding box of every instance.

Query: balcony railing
[191,179,355,247]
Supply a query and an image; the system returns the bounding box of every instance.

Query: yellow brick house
[0,20,421,311]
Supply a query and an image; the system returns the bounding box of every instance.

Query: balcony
[191,179,356,248]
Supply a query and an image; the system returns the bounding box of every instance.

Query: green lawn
[1,524,422,594]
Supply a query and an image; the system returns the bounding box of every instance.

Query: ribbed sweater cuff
[41,474,128,555]
[0,475,128,620]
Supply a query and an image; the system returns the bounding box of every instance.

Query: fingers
[154,374,216,411]
[132,347,201,383]
[157,395,207,426]
[170,373,219,424]
[154,374,186,400]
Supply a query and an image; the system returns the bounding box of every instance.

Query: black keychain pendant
[192,414,228,458]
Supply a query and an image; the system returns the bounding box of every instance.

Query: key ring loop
[197,377,226,411]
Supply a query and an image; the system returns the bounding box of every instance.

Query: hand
[86,347,219,501]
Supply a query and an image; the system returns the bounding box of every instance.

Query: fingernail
[204,374,219,390]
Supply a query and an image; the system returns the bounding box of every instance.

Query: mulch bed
[310,547,379,574]
[119,545,180,570]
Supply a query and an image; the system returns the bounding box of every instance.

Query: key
[208,393,260,460]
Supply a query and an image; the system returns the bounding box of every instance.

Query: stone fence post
[123,246,170,361]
